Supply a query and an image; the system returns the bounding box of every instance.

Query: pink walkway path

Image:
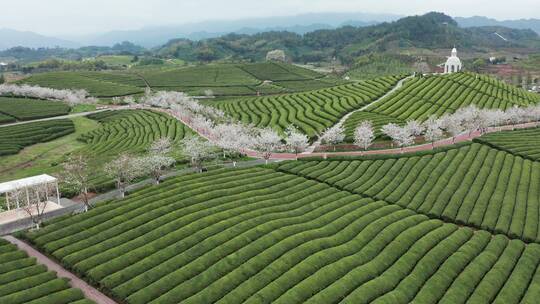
[154,106,539,160]
[250,121,540,160]
[2,235,117,304]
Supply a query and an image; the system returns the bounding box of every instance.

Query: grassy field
[0,239,94,304]
[0,97,70,122]
[474,127,540,161]
[0,120,75,156]
[207,75,403,139]
[22,164,540,303]
[70,104,97,113]
[0,117,99,182]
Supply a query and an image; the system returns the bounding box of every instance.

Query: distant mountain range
[456,16,540,34]
[154,12,540,64]
[66,12,399,48]
[0,28,80,50]
[1,12,540,51]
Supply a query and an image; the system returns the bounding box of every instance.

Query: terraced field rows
[0,97,70,121]
[20,72,144,97]
[139,62,340,96]
[208,75,403,138]
[24,167,540,304]
[474,128,540,161]
[277,143,540,243]
[77,72,147,87]
[0,112,15,124]
[365,72,540,122]
[0,119,75,155]
[238,62,323,81]
[16,63,339,98]
[0,239,93,304]
[140,64,260,88]
[79,110,193,156]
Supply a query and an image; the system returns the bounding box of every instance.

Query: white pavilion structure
[0,174,60,211]
[444,48,462,74]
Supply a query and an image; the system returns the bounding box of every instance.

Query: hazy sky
[2,0,539,36]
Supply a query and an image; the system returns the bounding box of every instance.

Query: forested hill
[157,12,540,64]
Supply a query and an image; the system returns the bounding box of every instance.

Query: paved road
[0,105,138,128]
[0,110,107,128]
[2,235,118,304]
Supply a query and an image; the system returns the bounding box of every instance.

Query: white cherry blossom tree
[285,126,309,159]
[255,128,282,164]
[354,121,375,150]
[423,116,444,148]
[104,154,144,198]
[180,136,216,172]
[320,125,345,151]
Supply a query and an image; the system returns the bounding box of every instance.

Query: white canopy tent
[0,174,60,210]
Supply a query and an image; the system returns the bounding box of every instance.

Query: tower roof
[446,47,462,67]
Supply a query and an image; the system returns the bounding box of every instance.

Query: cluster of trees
[142,90,312,163]
[60,124,307,215]
[0,42,146,65]
[111,95,136,105]
[63,137,177,207]
[0,83,97,105]
[32,58,109,71]
[322,104,540,151]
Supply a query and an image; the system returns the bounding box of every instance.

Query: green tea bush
[0,119,75,155]
[22,166,540,303]
[208,75,403,139]
[0,97,70,121]
[0,239,92,304]
[366,72,540,121]
[474,127,540,161]
[277,143,540,243]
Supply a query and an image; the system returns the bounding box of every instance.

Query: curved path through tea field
[304,74,415,153]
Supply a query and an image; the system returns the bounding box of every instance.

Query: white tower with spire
[444,47,462,74]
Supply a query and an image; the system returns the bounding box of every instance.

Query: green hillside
[156,12,540,64]
[474,128,540,161]
[207,75,403,138]
[23,163,540,303]
[342,72,540,140]
[277,143,540,242]
[0,97,71,122]
[18,62,340,98]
